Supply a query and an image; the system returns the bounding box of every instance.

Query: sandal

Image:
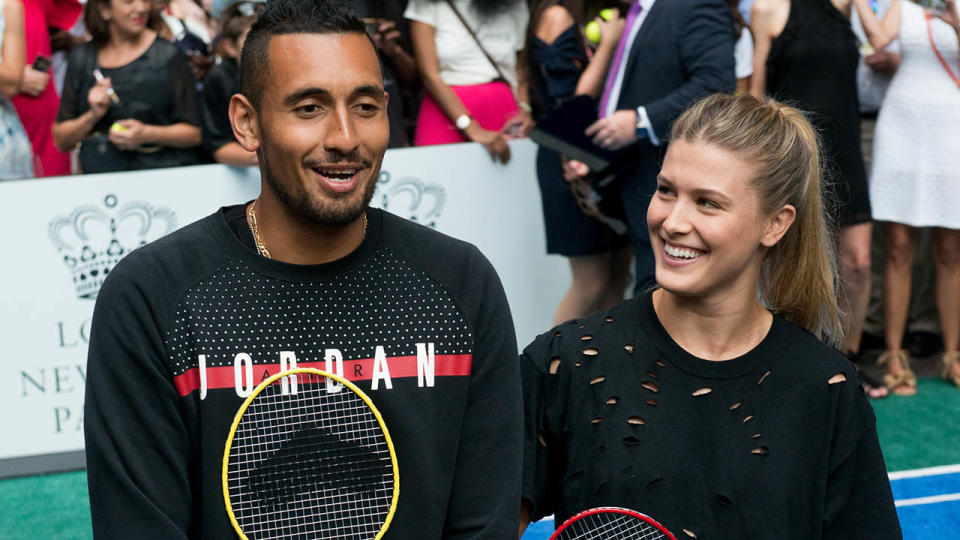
[941,351,960,388]
[878,350,917,396]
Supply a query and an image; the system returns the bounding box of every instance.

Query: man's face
[254,32,388,226]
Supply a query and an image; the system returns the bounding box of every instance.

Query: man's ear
[229,94,261,153]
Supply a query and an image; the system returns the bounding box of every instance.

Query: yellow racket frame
[222,367,400,540]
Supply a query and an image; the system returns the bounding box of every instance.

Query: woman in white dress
[855,0,960,393]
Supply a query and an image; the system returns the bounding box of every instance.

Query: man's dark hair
[240,0,367,108]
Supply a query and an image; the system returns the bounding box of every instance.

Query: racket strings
[227,374,394,540]
[558,512,669,540]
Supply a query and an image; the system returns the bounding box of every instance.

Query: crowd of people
[4,1,959,393]
[69,0,960,537]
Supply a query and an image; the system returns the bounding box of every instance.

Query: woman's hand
[372,20,405,58]
[465,123,511,163]
[501,109,535,139]
[19,65,50,96]
[595,8,626,50]
[87,77,113,119]
[108,118,148,150]
[939,0,960,33]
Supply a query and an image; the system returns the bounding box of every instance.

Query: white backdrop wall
[0,139,570,474]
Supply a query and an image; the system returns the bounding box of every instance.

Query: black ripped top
[521,291,902,539]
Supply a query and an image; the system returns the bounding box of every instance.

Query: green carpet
[1,377,956,539]
[871,377,960,472]
[0,470,91,540]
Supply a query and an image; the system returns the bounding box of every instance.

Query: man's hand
[586,109,637,150]
[109,119,148,150]
[20,66,50,96]
[501,109,534,139]
[562,158,590,183]
[864,50,900,74]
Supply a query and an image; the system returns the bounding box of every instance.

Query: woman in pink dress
[11,0,81,177]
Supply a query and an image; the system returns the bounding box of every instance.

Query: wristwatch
[455,114,473,131]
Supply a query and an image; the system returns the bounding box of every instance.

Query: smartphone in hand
[32,56,51,73]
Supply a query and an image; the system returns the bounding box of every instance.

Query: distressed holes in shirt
[627,416,645,425]
[716,494,733,506]
[554,330,563,337]
[623,435,641,446]
[683,528,698,538]
[645,398,659,406]
[537,432,548,447]
[590,417,604,424]
[583,347,599,356]
[646,477,662,489]
[578,324,586,329]
[605,316,614,323]
[751,433,763,439]
[758,370,772,385]
[729,400,743,410]
[624,344,635,353]
[581,334,593,341]
[606,396,619,405]
[743,414,755,423]
[656,360,666,367]
[828,373,847,384]
[590,375,606,385]
[575,361,582,368]
[692,387,713,397]
[751,446,770,456]
[646,371,659,379]
[549,357,561,375]
[641,381,660,393]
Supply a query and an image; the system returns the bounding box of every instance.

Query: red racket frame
[549,507,678,540]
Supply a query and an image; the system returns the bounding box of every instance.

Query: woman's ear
[760,204,797,248]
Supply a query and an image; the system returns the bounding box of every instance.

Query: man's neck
[249,196,367,265]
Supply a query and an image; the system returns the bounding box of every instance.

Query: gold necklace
[246,199,368,260]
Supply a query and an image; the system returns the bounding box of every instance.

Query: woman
[519,94,901,538]
[525,0,631,324]
[405,0,530,163]
[750,0,875,376]
[11,0,80,177]
[854,0,960,393]
[0,0,33,180]
[52,0,202,173]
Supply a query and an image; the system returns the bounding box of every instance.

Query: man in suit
[565,0,736,290]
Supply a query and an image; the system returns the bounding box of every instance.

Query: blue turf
[522,473,960,539]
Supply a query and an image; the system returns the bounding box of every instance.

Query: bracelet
[517,101,532,114]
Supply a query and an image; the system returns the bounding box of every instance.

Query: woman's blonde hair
[669,93,843,347]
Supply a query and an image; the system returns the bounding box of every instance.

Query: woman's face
[101,0,151,38]
[647,138,794,301]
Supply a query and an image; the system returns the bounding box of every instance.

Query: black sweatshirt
[84,205,522,539]
[521,291,902,539]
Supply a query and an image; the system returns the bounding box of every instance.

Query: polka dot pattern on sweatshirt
[164,248,473,375]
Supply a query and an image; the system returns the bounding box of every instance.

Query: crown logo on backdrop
[49,194,177,300]
[376,172,447,229]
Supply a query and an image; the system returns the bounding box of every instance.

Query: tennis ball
[110,122,128,133]
[585,9,617,44]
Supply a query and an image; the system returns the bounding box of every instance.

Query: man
[565,0,736,289]
[83,1,522,538]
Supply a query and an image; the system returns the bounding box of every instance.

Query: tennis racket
[550,507,677,540]
[222,367,399,540]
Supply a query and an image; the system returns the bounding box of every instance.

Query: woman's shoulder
[521,299,641,373]
[768,315,858,385]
